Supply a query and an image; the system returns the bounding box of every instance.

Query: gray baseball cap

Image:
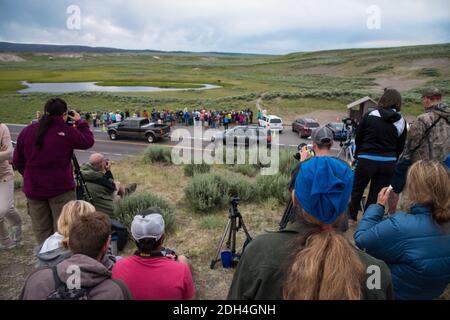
[312,127,334,145]
[131,208,165,241]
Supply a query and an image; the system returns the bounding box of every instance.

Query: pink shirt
[112,255,195,300]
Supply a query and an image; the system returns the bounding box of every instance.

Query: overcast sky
[0,0,449,54]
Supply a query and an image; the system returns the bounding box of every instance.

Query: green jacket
[227,221,393,300]
[80,162,116,216]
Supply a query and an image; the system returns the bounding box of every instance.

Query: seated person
[36,200,116,270]
[355,160,450,300]
[228,156,393,300]
[81,153,136,216]
[112,208,195,300]
[21,211,132,300]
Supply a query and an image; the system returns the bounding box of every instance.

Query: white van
[259,115,284,133]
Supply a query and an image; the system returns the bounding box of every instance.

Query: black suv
[107,117,171,143]
[211,126,272,147]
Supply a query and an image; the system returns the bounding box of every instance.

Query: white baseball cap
[131,208,165,241]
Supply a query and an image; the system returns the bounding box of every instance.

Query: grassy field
[0,43,449,124]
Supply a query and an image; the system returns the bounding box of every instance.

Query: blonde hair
[405,160,450,224]
[57,200,96,249]
[282,212,365,300]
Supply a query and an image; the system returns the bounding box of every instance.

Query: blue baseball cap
[294,157,353,224]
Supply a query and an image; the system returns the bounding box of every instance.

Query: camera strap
[135,251,165,258]
[410,116,449,154]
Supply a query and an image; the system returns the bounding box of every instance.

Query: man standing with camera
[13,98,94,245]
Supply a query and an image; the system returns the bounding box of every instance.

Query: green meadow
[0,43,449,124]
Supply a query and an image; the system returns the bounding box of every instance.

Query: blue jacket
[354,204,450,300]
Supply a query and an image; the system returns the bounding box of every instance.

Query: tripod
[279,199,295,230]
[72,154,92,203]
[336,128,355,165]
[210,197,252,269]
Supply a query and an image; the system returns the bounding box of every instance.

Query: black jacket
[354,107,407,159]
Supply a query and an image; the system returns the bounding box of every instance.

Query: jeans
[349,158,396,221]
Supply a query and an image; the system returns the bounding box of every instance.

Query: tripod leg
[210,219,231,269]
[239,216,252,242]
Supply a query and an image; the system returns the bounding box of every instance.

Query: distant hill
[0,41,265,56]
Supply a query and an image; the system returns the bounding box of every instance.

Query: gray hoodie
[21,254,132,300]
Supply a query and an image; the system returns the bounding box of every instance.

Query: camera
[66,110,77,125]
[230,196,240,207]
[342,117,356,129]
[294,143,314,161]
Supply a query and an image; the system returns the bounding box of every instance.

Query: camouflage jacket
[402,103,450,163]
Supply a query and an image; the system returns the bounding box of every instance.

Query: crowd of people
[77,108,255,130]
[0,87,448,300]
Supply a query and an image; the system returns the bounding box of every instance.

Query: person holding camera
[13,98,94,245]
[290,126,334,190]
[80,153,137,216]
[112,208,195,300]
[355,160,450,300]
[348,89,407,224]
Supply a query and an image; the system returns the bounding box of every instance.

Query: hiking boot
[125,183,137,196]
[10,226,22,243]
[0,239,17,251]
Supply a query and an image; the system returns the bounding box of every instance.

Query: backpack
[47,266,93,300]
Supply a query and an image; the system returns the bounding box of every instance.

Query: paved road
[7,124,343,163]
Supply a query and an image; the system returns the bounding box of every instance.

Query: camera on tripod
[210,195,252,269]
[230,196,239,208]
[342,117,356,129]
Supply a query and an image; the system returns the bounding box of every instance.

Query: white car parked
[258,115,284,133]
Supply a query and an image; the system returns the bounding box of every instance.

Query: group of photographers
[1,86,449,300]
[229,87,449,300]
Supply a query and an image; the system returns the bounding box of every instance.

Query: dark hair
[135,237,163,254]
[35,98,68,149]
[378,88,402,111]
[68,211,111,259]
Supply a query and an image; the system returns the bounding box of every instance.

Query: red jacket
[13,117,94,200]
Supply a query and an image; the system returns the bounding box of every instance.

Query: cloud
[0,0,449,53]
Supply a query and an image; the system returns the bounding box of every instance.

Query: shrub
[278,149,298,176]
[184,173,229,212]
[113,192,176,233]
[256,174,291,204]
[229,164,260,177]
[227,175,259,202]
[143,146,172,164]
[365,64,393,74]
[417,68,440,77]
[183,163,211,177]
[184,172,260,212]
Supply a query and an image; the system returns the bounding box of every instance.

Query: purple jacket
[13,117,94,200]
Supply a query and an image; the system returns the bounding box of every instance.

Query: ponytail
[283,215,365,300]
[35,98,68,149]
